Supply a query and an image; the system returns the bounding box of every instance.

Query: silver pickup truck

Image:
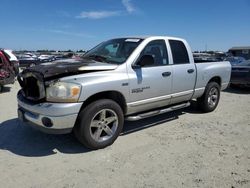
[17,36,231,149]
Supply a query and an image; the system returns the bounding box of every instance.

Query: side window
[169,40,190,64]
[140,40,169,66]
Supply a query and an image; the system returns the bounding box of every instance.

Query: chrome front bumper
[17,92,83,134]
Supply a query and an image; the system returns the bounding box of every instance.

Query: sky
[0,0,250,51]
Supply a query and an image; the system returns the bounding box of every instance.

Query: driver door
[127,40,173,114]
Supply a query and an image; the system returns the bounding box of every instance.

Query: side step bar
[125,102,190,121]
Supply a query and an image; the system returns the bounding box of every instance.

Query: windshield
[83,38,143,64]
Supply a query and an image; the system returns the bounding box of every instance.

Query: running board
[125,102,190,121]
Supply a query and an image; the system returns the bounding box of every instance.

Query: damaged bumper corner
[17,91,83,134]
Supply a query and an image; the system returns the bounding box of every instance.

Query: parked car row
[16,54,40,68]
[193,53,222,63]
[16,54,59,68]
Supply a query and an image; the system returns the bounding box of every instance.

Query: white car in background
[38,55,55,62]
[25,52,38,59]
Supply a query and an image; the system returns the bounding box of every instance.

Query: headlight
[46,82,81,102]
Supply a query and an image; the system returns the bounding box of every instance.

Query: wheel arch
[80,91,127,114]
[207,76,221,87]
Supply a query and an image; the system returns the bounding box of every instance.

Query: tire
[74,99,124,149]
[0,85,3,93]
[197,82,220,113]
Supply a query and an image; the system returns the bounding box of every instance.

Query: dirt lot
[0,82,250,188]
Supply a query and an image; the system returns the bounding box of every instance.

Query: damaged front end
[16,59,118,134]
[17,71,46,102]
[17,59,118,102]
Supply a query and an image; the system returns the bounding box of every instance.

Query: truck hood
[21,58,118,80]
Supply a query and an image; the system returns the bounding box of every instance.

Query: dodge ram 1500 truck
[17,36,231,149]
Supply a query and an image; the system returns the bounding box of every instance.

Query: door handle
[187,69,195,74]
[162,72,171,77]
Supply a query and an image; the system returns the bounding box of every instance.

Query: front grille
[18,72,46,101]
[24,76,40,98]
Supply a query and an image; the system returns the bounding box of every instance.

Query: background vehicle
[224,56,245,65]
[193,52,221,63]
[25,52,38,59]
[17,54,40,68]
[38,55,56,62]
[55,55,66,60]
[17,36,231,149]
[0,49,15,91]
[3,49,19,75]
[230,60,250,87]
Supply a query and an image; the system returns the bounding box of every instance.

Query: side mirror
[132,55,154,69]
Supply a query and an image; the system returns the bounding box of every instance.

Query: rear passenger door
[169,40,196,104]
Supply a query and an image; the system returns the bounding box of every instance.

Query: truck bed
[192,61,231,99]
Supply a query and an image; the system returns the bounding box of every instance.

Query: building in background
[229,46,250,60]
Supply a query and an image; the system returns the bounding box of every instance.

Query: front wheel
[74,99,124,149]
[197,82,220,112]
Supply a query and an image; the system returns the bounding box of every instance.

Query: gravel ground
[0,82,250,188]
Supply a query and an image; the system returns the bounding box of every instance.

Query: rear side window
[169,40,190,64]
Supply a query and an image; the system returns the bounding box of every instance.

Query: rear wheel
[197,82,220,112]
[74,99,124,149]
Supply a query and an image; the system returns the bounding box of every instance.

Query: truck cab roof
[117,35,186,41]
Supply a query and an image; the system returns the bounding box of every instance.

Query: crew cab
[17,36,231,149]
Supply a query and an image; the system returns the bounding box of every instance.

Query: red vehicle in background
[0,49,16,92]
[4,49,19,75]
